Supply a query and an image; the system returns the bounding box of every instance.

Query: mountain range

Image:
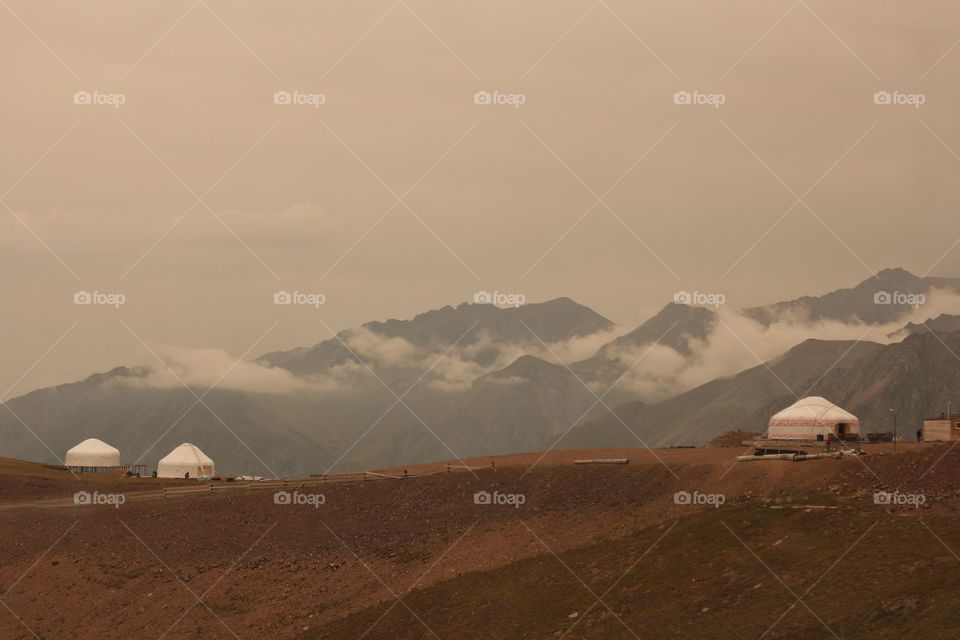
[2,268,959,475]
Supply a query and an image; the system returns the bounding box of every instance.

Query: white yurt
[768,396,861,441]
[156,443,215,479]
[65,438,120,469]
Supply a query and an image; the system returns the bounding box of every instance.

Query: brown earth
[0,443,958,639]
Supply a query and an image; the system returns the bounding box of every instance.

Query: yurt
[768,396,861,441]
[65,438,120,470]
[156,443,215,479]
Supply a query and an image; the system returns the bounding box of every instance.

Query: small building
[922,413,960,441]
[767,396,861,441]
[157,443,215,479]
[65,438,121,472]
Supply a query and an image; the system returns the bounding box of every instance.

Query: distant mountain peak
[745,267,960,326]
[258,297,614,376]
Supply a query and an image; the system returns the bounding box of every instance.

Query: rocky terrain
[1,442,959,639]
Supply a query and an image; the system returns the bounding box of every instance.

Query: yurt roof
[67,438,119,454]
[769,396,860,427]
[159,442,214,464]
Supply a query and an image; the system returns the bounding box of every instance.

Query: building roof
[769,396,860,427]
[924,413,960,421]
[158,442,214,466]
[65,438,120,467]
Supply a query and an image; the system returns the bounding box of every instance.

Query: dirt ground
[0,442,957,639]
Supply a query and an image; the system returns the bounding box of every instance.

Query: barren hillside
[1,444,959,639]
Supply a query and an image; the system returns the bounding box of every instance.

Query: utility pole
[889,408,897,453]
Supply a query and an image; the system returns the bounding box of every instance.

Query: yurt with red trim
[767,396,861,441]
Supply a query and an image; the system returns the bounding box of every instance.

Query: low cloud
[607,289,960,402]
[115,289,960,400]
[121,346,361,394]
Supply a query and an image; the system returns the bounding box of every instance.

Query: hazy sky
[2,1,959,394]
